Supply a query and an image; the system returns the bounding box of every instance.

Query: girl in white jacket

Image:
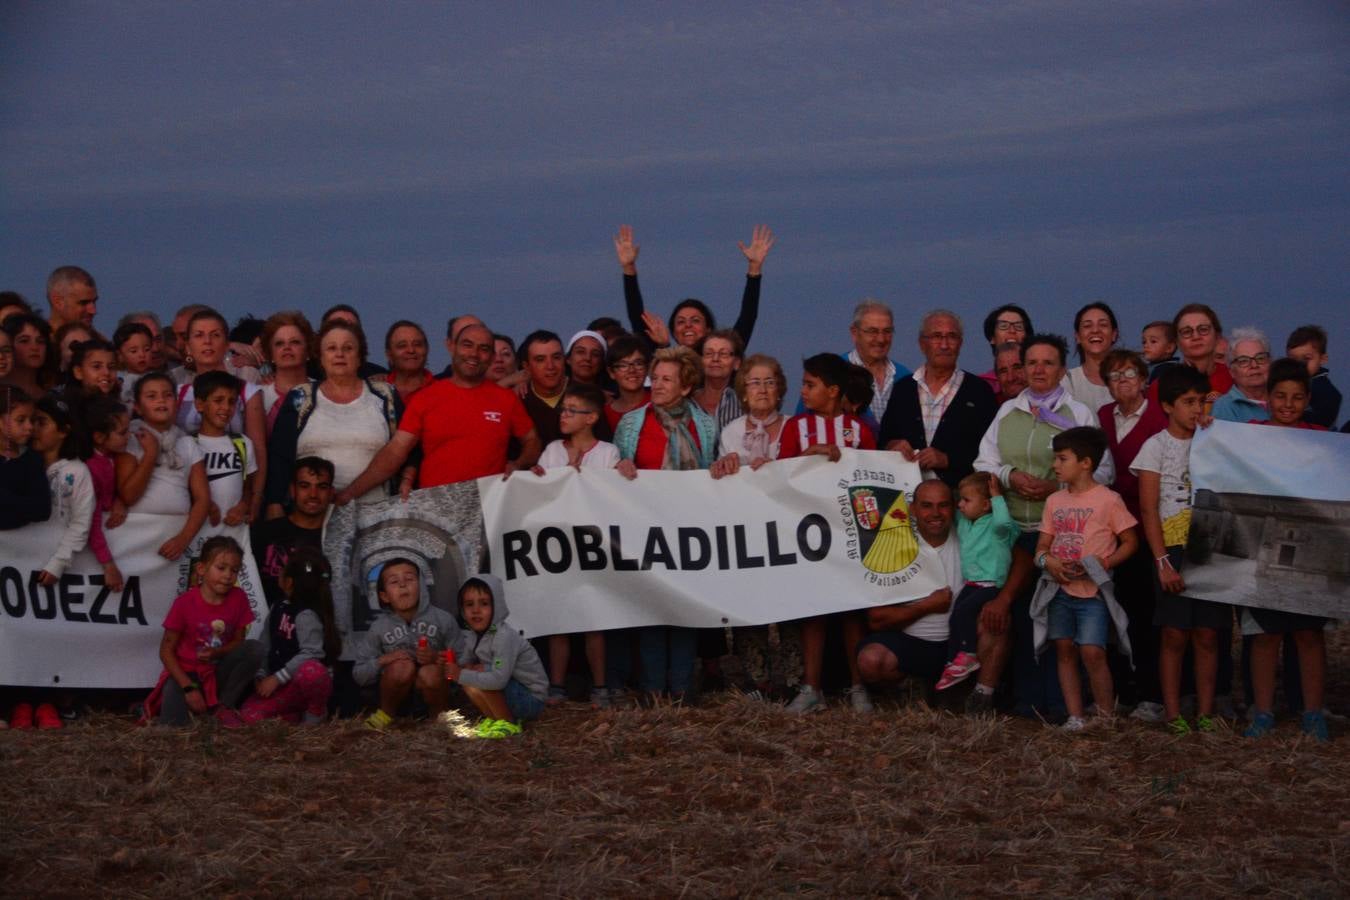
[32,395,94,585]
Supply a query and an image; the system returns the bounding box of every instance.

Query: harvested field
[3,686,1348,899]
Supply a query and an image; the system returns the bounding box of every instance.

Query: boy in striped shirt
[781,354,877,714]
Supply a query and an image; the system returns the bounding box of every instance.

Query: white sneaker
[1129,701,1167,723]
[1061,715,1088,733]
[785,685,824,714]
[846,684,874,715]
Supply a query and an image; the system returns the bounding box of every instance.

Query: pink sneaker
[935,652,981,691]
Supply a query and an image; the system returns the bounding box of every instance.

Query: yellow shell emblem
[861,493,920,574]
[1162,508,1192,547]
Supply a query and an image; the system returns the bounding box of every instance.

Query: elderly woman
[711,353,787,475]
[693,329,745,430]
[2,314,58,396]
[974,333,1114,716]
[1097,348,1167,719]
[265,319,402,518]
[1061,302,1120,413]
[384,319,434,404]
[978,304,1034,396]
[612,346,716,700]
[1210,327,1272,422]
[258,310,316,434]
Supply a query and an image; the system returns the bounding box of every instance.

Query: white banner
[0,514,266,688]
[1184,420,1350,618]
[479,449,945,637]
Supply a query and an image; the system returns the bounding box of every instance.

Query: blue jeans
[638,626,697,694]
[504,679,545,721]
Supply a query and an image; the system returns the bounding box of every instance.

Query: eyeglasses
[743,378,775,389]
[857,327,894,338]
[559,406,596,417]
[1106,369,1140,382]
[1231,352,1271,369]
[995,320,1026,332]
[703,350,735,361]
[1177,324,1214,339]
[610,360,646,371]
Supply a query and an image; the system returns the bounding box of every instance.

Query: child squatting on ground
[1031,426,1139,732]
[447,574,549,739]
[143,535,264,725]
[355,557,460,731]
[220,546,342,727]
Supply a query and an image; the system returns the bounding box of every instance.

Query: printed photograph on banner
[1182,420,1350,619]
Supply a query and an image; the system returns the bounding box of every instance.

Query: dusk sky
[3,2,1347,378]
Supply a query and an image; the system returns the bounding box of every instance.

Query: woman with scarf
[613,346,716,702]
[973,333,1115,717]
[710,354,786,476]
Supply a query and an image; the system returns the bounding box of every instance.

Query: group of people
[0,232,1343,739]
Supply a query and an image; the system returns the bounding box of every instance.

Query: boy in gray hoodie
[354,557,460,730]
[447,573,548,738]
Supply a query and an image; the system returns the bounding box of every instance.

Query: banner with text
[0,514,266,688]
[479,449,943,637]
[1184,420,1350,618]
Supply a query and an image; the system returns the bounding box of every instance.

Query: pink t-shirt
[1039,484,1137,599]
[162,586,255,669]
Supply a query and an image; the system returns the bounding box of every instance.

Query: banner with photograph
[0,514,265,689]
[479,449,944,637]
[1183,420,1350,618]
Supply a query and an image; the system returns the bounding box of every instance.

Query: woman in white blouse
[1061,301,1120,414]
[264,320,402,518]
[710,353,787,478]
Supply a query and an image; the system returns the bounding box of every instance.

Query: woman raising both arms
[614,223,775,353]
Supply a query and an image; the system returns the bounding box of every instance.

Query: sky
[2,1,1347,379]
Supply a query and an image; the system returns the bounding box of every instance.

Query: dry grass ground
[3,641,1349,898]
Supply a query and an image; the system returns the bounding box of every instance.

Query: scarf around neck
[652,401,701,471]
[741,412,781,461]
[133,421,188,470]
[1023,385,1077,431]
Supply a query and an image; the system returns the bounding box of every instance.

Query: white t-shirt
[1129,429,1194,547]
[904,532,960,642]
[196,433,258,511]
[126,427,205,516]
[295,384,390,504]
[538,439,621,470]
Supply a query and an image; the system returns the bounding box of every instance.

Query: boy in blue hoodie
[447,574,548,738]
[354,557,460,730]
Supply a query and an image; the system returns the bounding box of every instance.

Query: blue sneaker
[1244,711,1275,739]
[1300,710,1330,743]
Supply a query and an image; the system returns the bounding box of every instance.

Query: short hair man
[47,266,98,331]
[879,310,999,489]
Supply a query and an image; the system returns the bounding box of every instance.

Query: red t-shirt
[1147,361,1232,405]
[633,406,702,471]
[605,392,650,433]
[777,412,876,459]
[399,379,534,486]
[1253,419,1327,431]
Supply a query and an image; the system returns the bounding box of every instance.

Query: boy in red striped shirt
[781,354,877,714]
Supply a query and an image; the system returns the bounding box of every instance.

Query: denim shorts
[504,679,546,722]
[1046,590,1109,647]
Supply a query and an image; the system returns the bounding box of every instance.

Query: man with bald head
[879,309,998,489]
[855,480,962,690]
[335,323,541,504]
[47,266,99,332]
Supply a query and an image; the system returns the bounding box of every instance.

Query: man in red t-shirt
[335,324,541,504]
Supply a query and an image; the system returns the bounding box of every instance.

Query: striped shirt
[913,367,965,444]
[778,413,876,459]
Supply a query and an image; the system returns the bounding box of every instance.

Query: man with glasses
[1211,327,1273,423]
[843,298,911,423]
[879,310,999,489]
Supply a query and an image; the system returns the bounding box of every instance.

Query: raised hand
[641,310,670,347]
[614,225,640,274]
[738,224,776,276]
